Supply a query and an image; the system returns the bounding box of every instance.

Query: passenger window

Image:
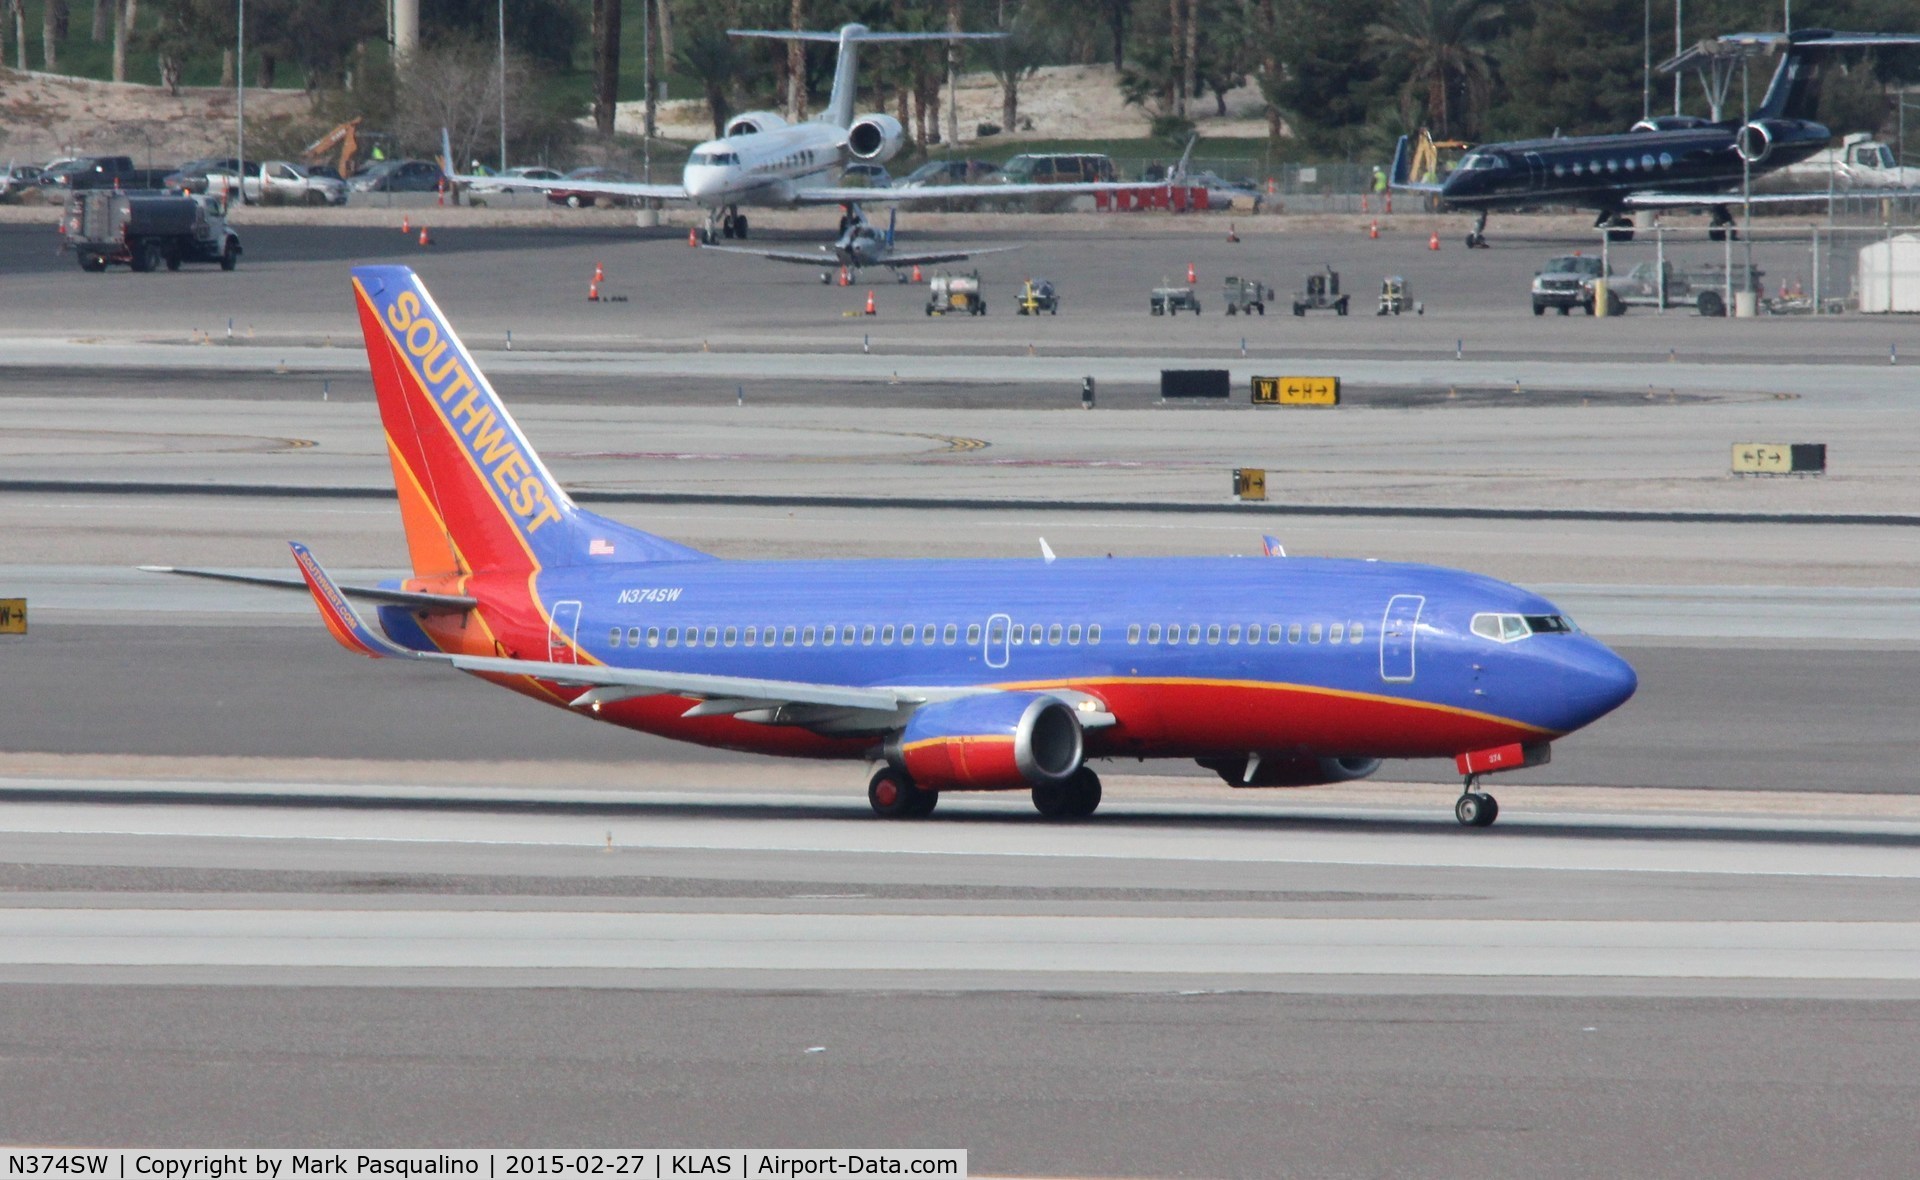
[1047,624,1063,645]
[782,626,797,646]
[1087,624,1101,645]
[1186,625,1201,645]
[666,627,680,647]
[1127,624,1141,644]
[1267,624,1282,643]
[802,626,816,646]
[1204,624,1220,644]
[609,627,622,645]
[685,629,700,649]
[703,626,718,647]
[967,624,982,644]
[1011,624,1024,645]
[1146,624,1161,643]
[943,624,958,644]
[821,626,836,646]
[646,627,659,647]
[1067,624,1081,645]
[627,627,641,646]
[1659,152,1673,168]
[1167,625,1181,646]
[1329,624,1344,643]
[862,624,876,644]
[1287,624,1302,644]
[880,625,894,644]
[1226,625,1240,644]
[923,625,938,645]
[842,625,856,645]
[1309,624,1322,644]
[1349,623,1364,643]
[1243,623,1257,645]
[901,626,915,646]
[744,626,758,647]
[724,626,738,647]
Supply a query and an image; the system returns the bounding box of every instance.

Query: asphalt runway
[3,623,1917,793]
[4,792,1920,1175]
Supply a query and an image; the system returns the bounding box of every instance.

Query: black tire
[1255,304,1263,315]
[566,194,583,208]
[1033,767,1101,819]
[1606,291,1625,316]
[1476,793,1498,825]
[1226,304,1237,316]
[128,240,157,272]
[306,190,326,206]
[1454,792,1485,827]
[78,253,107,272]
[219,241,238,272]
[1532,302,1545,316]
[165,252,182,271]
[1558,305,1570,316]
[868,768,936,818]
[1697,290,1725,318]
[734,214,749,238]
[1293,304,1304,316]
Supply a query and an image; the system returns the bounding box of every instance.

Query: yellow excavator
[301,118,364,177]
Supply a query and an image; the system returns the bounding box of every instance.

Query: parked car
[999,153,1116,184]
[0,163,43,199]
[41,156,171,192]
[243,160,348,205]
[544,166,637,207]
[1530,254,1609,315]
[349,159,446,193]
[468,165,564,195]
[898,159,1002,187]
[842,162,892,188]
[164,158,260,196]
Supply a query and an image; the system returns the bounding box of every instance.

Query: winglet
[439,127,455,180]
[1261,535,1286,557]
[289,541,421,659]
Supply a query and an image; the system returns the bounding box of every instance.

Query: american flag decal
[589,538,615,556]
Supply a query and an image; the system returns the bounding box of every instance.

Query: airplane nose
[684,167,723,199]
[1565,641,1638,728]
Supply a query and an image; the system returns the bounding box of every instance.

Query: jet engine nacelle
[724,111,787,138]
[886,692,1084,790]
[1736,120,1788,163]
[1198,755,1383,788]
[847,114,905,163]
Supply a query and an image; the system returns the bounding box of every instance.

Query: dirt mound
[0,67,310,166]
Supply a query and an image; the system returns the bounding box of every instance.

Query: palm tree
[1368,0,1503,140]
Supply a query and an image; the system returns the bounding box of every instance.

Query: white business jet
[445,23,1135,243]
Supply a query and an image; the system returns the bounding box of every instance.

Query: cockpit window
[1471,612,1579,642]
[689,151,738,167]
[1462,153,1505,171]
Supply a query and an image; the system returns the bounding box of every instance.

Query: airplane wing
[444,167,687,203]
[142,563,477,613]
[796,181,1148,205]
[288,541,918,720]
[879,244,1023,268]
[1624,188,1920,208]
[698,243,840,266]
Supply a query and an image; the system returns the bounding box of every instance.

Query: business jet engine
[847,114,905,163]
[1197,754,1382,788]
[1736,120,1788,163]
[885,692,1084,790]
[724,112,787,138]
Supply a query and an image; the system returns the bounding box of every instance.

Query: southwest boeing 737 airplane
[156,265,1636,826]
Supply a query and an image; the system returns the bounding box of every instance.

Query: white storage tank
[1855,233,1920,312]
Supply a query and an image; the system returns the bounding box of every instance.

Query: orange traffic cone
[1369,220,1379,239]
[436,181,446,207]
[688,227,700,247]
[910,264,922,283]
[1227,222,1240,243]
[588,280,600,302]
[1384,194,1393,213]
[864,290,876,316]
[1266,177,1275,195]
[1186,262,1197,283]
[419,226,432,247]
[1362,195,1371,214]
[1428,231,1440,251]
[838,266,851,287]
[401,215,410,234]
[593,262,604,284]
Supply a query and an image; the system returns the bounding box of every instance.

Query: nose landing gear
[1465,210,1490,249]
[1454,775,1499,827]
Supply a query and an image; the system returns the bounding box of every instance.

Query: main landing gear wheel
[868,768,938,818]
[1032,767,1101,819]
[1454,782,1499,827]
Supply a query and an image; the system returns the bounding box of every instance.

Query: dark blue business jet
[1394,29,1920,247]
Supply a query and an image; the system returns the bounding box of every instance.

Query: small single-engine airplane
[1393,28,1920,247]
[150,266,1637,826]
[445,23,1133,243]
[698,206,1020,283]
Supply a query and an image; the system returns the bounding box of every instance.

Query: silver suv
[1531,254,1608,316]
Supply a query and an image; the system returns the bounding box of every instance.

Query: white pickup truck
[205,161,347,206]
